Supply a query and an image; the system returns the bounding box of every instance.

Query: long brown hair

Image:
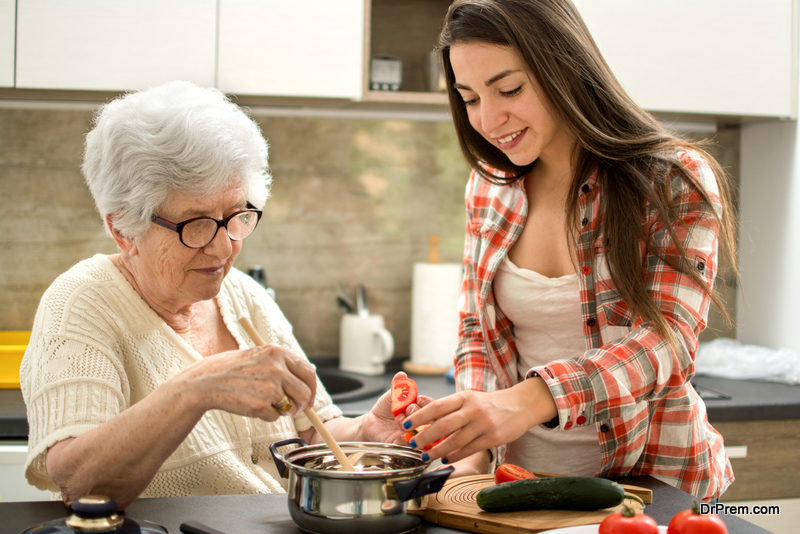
[438,0,737,345]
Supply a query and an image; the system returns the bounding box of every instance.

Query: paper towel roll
[410,262,462,370]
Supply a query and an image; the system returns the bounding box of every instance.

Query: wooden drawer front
[714,420,800,500]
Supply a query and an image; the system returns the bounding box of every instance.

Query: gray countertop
[0,475,771,533]
[2,361,799,439]
[689,375,800,421]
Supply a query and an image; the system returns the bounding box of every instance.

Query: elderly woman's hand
[350,372,434,444]
[179,344,318,421]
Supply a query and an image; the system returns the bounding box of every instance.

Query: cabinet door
[16,0,216,91]
[0,0,13,87]
[0,443,53,502]
[574,0,795,118]
[218,0,364,99]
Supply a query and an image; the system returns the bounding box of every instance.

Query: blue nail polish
[409,440,417,449]
[421,453,430,462]
[441,458,449,464]
[403,420,412,429]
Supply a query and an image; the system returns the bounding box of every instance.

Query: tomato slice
[403,424,444,450]
[494,463,536,484]
[403,423,430,444]
[391,376,418,417]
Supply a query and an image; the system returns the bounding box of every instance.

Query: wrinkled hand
[179,344,318,421]
[401,378,556,463]
[357,372,434,444]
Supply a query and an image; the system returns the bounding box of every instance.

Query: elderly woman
[20,81,406,509]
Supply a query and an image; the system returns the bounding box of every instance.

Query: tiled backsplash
[0,107,738,358]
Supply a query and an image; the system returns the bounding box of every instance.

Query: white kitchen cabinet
[361,0,797,116]
[0,0,14,87]
[362,0,451,105]
[0,442,54,502]
[737,117,800,355]
[15,0,216,91]
[574,0,796,118]
[217,0,364,99]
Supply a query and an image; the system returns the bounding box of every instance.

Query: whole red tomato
[668,503,728,534]
[599,505,659,534]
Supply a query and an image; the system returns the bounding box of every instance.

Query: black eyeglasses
[151,205,263,249]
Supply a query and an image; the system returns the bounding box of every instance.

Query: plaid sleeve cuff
[529,370,560,429]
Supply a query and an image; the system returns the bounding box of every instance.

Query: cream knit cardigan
[21,254,341,497]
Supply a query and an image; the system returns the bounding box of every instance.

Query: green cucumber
[476,476,625,512]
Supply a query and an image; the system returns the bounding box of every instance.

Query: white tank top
[493,256,602,476]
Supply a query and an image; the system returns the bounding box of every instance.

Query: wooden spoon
[238,317,356,471]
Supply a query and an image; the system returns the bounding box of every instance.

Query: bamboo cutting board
[408,474,652,533]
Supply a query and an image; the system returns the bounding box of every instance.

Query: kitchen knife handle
[355,284,368,317]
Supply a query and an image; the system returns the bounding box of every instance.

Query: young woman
[403,0,737,501]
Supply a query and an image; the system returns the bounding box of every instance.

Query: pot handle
[269,437,308,478]
[392,465,454,501]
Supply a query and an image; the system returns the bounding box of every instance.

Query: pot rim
[277,440,428,480]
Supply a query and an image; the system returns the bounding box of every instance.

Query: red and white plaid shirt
[455,149,733,500]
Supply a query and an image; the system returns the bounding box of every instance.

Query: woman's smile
[494,128,528,150]
[192,265,226,276]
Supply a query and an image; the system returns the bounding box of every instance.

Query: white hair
[82,80,271,238]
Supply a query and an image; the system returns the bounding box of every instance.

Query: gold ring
[274,395,293,414]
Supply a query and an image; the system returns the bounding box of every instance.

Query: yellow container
[0,331,29,389]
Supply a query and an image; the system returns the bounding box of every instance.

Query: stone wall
[0,105,738,358]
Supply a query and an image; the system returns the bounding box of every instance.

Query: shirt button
[564,421,573,429]
[581,265,591,275]
[586,317,596,327]
[581,217,589,226]
[697,261,706,272]
[576,415,587,425]
[600,423,610,433]
[581,184,591,194]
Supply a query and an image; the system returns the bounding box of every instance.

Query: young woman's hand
[447,450,492,477]
[401,377,557,463]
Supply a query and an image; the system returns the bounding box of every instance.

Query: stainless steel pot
[269,438,453,534]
